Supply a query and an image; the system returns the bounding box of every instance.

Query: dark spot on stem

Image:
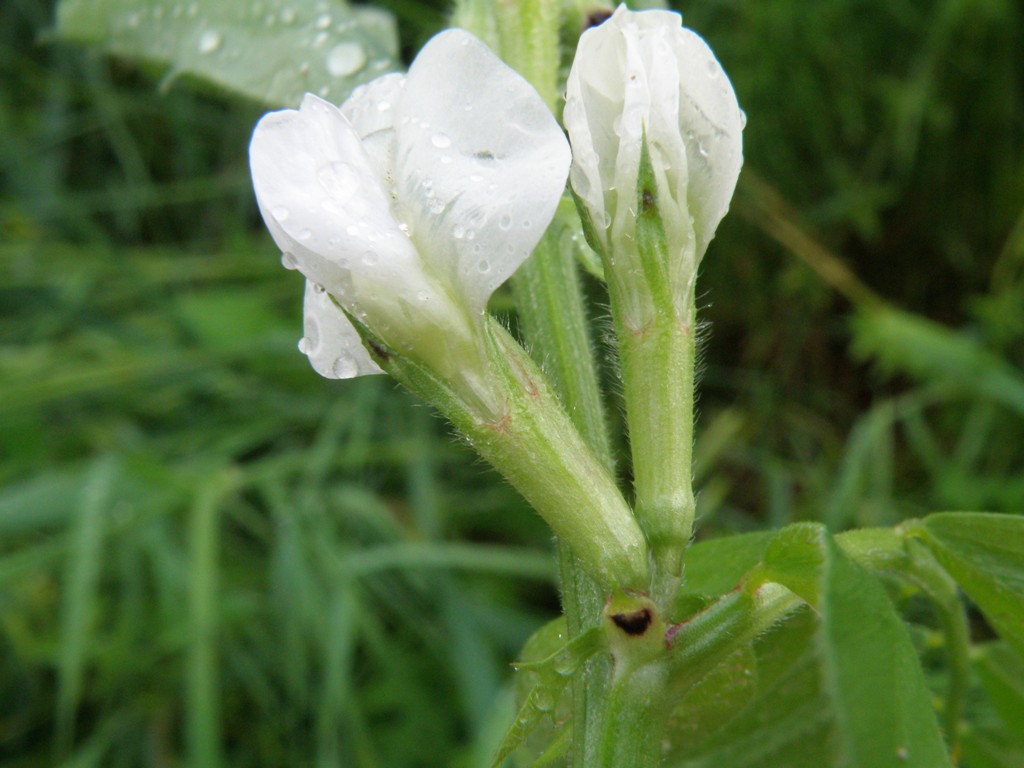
[641,188,655,213]
[611,607,653,636]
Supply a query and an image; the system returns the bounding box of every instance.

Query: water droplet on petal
[477,260,490,273]
[281,252,298,270]
[313,283,326,294]
[362,250,378,266]
[333,356,358,378]
[398,222,411,237]
[272,206,289,221]
[327,42,366,76]
[377,100,391,112]
[453,225,465,239]
[417,290,430,302]
[297,336,311,354]
[697,140,709,158]
[298,228,313,241]
[706,59,718,77]
[499,214,512,230]
[431,132,452,149]
[739,109,748,130]
[198,29,223,54]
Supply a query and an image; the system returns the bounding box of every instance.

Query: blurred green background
[2,0,1022,765]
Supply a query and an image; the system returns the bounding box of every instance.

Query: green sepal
[344,310,649,591]
[569,185,608,264]
[634,131,674,311]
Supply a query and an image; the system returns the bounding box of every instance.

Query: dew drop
[697,140,709,158]
[739,109,748,130]
[332,356,358,379]
[198,30,223,54]
[377,100,391,112]
[417,290,430,302]
[298,227,313,241]
[477,260,490,273]
[327,42,366,76]
[498,214,512,230]
[271,206,289,221]
[431,132,452,149]
[280,252,298,270]
[362,250,378,266]
[398,222,411,237]
[706,59,719,77]
[453,224,466,239]
[534,689,555,712]
[297,336,312,354]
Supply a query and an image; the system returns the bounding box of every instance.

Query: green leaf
[763,523,952,768]
[667,610,835,768]
[917,513,1024,658]
[975,643,1024,737]
[490,620,605,768]
[673,531,773,620]
[55,0,399,107]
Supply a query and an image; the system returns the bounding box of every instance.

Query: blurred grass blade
[187,468,238,768]
[851,306,1024,416]
[55,456,119,756]
[54,0,400,107]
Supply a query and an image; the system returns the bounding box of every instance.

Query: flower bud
[564,5,744,323]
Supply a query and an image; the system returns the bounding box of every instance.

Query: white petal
[300,280,383,379]
[249,94,423,302]
[670,28,744,257]
[392,29,571,314]
[340,73,405,182]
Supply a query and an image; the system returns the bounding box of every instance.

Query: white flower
[564,5,744,318]
[250,29,570,384]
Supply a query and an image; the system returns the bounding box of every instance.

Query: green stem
[614,297,696,600]
[599,662,671,768]
[479,1,619,762]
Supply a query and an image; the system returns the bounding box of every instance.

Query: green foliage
[55,0,400,107]
[916,513,1024,658]
[4,0,1024,764]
